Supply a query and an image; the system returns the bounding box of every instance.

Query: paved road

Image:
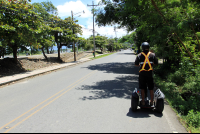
[0,50,187,133]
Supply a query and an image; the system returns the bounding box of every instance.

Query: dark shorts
[139,72,154,90]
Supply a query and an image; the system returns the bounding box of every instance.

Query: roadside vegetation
[94,0,200,132]
[90,52,116,60]
[0,0,130,63]
[154,59,200,133]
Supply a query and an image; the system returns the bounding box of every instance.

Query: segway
[131,88,165,113]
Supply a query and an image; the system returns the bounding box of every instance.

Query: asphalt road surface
[0,50,187,133]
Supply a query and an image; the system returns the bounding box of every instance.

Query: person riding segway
[135,42,158,106]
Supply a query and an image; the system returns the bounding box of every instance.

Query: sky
[30,0,129,39]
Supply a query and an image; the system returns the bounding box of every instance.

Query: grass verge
[89,52,115,60]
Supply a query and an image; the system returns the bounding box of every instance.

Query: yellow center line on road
[4,70,97,133]
[2,53,120,133]
[0,70,97,132]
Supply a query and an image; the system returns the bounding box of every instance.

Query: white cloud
[57,0,129,39]
[57,0,92,18]
[79,19,128,39]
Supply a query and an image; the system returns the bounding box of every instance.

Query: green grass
[90,52,115,60]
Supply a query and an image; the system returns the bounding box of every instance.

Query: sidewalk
[0,55,98,86]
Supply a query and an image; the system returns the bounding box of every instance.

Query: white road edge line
[163,110,178,133]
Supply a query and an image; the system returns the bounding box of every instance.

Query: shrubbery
[185,110,200,128]
[154,58,200,132]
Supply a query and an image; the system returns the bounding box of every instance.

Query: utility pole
[114,26,117,39]
[87,1,99,57]
[114,26,118,51]
[71,10,84,61]
[71,10,76,61]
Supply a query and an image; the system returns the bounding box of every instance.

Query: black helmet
[141,42,150,51]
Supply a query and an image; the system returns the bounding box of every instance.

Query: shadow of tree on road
[117,53,135,55]
[84,62,139,75]
[79,62,139,100]
[78,75,138,100]
[79,61,164,118]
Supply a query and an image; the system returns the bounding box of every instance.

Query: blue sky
[30,0,129,39]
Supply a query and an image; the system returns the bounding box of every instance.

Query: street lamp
[71,10,84,61]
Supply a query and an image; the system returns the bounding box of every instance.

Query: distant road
[0,50,187,133]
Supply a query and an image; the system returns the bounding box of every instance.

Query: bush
[154,59,200,132]
[185,110,200,128]
[183,76,200,93]
[168,70,186,86]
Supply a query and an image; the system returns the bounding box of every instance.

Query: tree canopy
[0,0,83,62]
[95,0,200,64]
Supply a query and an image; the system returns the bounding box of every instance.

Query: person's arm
[135,55,140,67]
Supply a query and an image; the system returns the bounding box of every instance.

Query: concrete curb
[0,52,110,86]
[0,57,93,86]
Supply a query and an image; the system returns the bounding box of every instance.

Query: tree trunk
[0,47,2,58]
[2,48,5,58]
[175,34,194,59]
[100,47,103,53]
[12,43,18,64]
[57,42,61,61]
[41,46,48,61]
[30,46,32,55]
[46,47,50,54]
[112,44,113,52]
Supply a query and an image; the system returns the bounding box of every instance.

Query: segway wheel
[131,95,138,112]
[156,99,164,113]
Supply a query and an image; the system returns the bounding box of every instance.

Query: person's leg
[150,90,154,105]
[145,72,155,105]
[139,73,147,105]
[141,89,145,105]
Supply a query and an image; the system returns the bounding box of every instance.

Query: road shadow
[78,60,164,118]
[117,53,135,55]
[79,62,139,100]
[126,108,163,118]
[84,62,139,75]
[78,75,139,100]
[0,58,26,78]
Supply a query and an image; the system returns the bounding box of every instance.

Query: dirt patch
[0,51,93,78]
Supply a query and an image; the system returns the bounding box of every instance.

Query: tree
[32,2,57,61]
[76,37,87,51]
[50,16,82,61]
[95,35,107,53]
[118,31,136,45]
[106,38,115,52]
[0,0,42,63]
[95,0,200,64]
[88,35,107,53]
